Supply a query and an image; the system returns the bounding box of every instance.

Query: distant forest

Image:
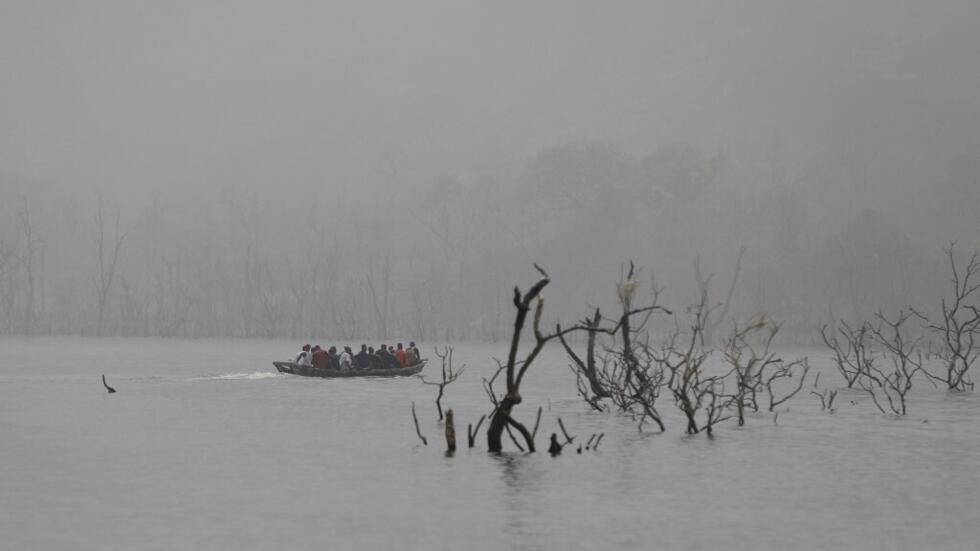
[1,144,976,342]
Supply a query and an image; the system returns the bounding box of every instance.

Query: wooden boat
[273,359,426,378]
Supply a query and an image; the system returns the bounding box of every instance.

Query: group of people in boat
[294,342,421,370]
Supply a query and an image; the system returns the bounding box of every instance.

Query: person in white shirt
[295,344,313,366]
[339,346,353,370]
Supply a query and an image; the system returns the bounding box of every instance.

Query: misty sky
[3,1,978,197]
[1,1,979,340]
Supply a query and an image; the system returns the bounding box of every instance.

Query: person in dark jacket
[367,346,383,369]
[379,345,401,370]
[353,344,370,369]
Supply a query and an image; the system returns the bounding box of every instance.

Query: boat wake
[188,371,282,381]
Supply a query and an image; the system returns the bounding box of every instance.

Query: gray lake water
[2,337,978,550]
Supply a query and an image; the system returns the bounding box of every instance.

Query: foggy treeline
[1,143,974,341]
[1,2,977,341]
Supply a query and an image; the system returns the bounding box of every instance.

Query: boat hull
[273,359,426,378]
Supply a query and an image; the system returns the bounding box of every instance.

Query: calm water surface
[2,337,978,550]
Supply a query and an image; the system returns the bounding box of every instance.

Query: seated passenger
[353,344,370,369]
[339,346,353,370]
[375,345,391,368]
[408,341,421,364]
[367,346,383,369]
[379,345,401,370]
[296,344,313,366]
[311,345,330,369]
[395,343,408,367]
[330,356,340,369]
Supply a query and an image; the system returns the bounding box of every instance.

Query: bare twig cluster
[658,291,729,435]
[693,246,746,345]
[820,321,874,388]
[559,262,673,431]
[863,310,926,414]
[821,310,926,415]
[724,315,809,425]
[817,244,980,413]
[810,373,839,413]
[419,346,465,421]
[560,261,808,436]
[918,243,980,391]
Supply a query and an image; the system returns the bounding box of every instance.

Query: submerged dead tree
[445,409,456,453]
[920,243,980,391]
[419,346,465,421]
[559,262,671,431]
[693,246,746,345]
[865,310,925,415]
[723,315,809,424]
[659,290,730,435]
[560,307,608,410]
[467,414,486,448]
[763,356,809,413]
[810,373,838,413]
[411,402,427,446]
[486,265,583,453]
[724,315,780,425]
[821,321,875,388]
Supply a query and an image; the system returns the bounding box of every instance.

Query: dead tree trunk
[559,308,608,400]
[486,265,583,453]
[16,196,39,335]
[0,239,14,333]
[411,402,427,446]
[694,246,745,345]
[467,415,485,448]
[93,193,131,337]
[445,409,456,453]
[363,252,392,339]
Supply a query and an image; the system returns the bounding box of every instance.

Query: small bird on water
[102,375,116,394]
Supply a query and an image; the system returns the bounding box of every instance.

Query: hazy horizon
[1,1,978,340]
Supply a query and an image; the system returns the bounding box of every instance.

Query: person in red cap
[295,344,313,366]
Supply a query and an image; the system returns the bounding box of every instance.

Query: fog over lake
[1,2,979,549]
